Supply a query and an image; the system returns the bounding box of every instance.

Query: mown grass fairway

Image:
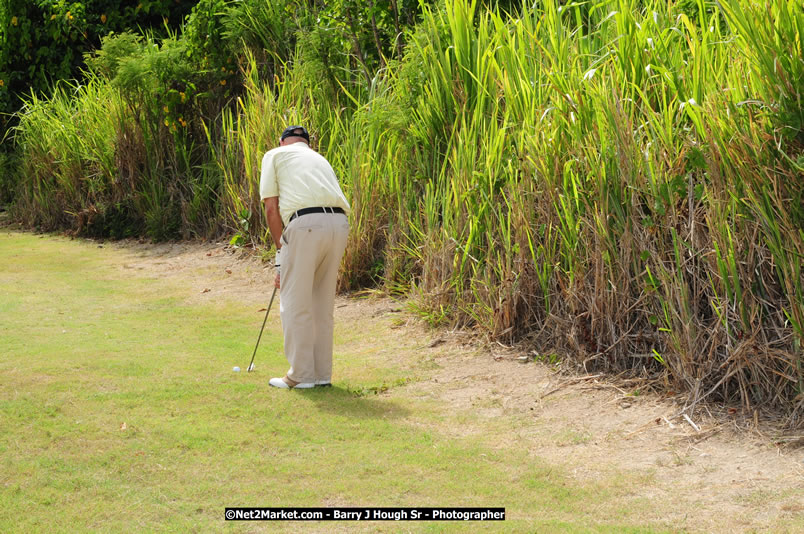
[2,230,798,533]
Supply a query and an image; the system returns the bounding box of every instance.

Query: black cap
[280,125,310,142]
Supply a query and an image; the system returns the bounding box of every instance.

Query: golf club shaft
[247,285,277,372]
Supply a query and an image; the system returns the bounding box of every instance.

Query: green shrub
[0,0,197,204]
[184,0,239,100]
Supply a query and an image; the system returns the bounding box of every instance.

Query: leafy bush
[0,0,193,107]
[0,0,197,204]
[184,0,239,101]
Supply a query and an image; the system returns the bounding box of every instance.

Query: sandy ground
[102,238,804,532]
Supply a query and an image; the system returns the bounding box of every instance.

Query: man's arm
[263,196,284,249]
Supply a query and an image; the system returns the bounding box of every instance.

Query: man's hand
[275,273,280,289]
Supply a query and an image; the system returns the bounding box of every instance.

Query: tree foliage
[0,0,195,135]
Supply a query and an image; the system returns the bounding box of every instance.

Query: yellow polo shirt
[259,143,350,226]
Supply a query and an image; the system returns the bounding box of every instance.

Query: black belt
[289,206,344,222]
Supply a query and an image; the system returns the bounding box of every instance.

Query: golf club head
[247,363,255,372]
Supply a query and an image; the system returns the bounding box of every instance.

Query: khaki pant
[279,212,349,383]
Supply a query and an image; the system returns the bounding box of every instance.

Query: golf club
[246,285,278,372]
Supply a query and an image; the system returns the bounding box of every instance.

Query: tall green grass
[14,79,120,233]
[11,0,804,424]
[13,30,223,240]
[331,0,804,422]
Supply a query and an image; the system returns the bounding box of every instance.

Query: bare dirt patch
[108,238,804,533]
[408,341,804,532]
[113,240,274,303]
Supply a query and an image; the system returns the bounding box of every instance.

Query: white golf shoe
[269,377,314,389]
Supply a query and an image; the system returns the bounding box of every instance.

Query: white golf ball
[233,366,240,372]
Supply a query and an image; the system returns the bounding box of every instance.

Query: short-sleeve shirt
[259,143,351,226]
